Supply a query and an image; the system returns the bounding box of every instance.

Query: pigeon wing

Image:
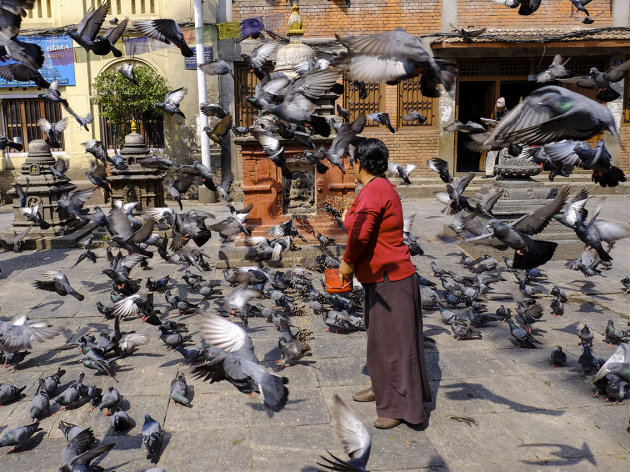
[333,394,372,468]
[211,114,233,137]
[604,58,630,82]
[337,28,431,62]
[593,344,630,383]
[199,313,250,354]
[165,87,187,106]
[133,19,180,44]
[511,186,569,235]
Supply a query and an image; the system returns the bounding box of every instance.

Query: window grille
[234,62,272,128]
[27,0,52,19]
[343,77,384,126]
[102,112,164,149]
[398,76,436,128]
[1,98,63,152]
[460,60,529,77]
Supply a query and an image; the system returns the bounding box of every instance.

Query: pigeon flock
[0,0,629,470]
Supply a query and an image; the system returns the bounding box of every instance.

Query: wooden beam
[433,40,630,49]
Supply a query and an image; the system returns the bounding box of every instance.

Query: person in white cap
[484,97,509,178]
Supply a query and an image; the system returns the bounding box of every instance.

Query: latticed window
[27,0,53,18]
[460,59,529,78]
[398,76,437,128]
[234,62,275,127]
[102,112,164,150]
[343,78,384,126]
[1,98,63,152]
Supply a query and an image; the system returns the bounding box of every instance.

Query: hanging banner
[0,35,75,87]
[217,21,241,40]
[185,46,213,70]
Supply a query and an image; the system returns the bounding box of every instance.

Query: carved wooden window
[343,77,384,126]
[234,62,274,128]
[1,98,63,152]
[102,111,164,150]
[398,76,437,128]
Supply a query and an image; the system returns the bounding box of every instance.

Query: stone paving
[0,195,629,472]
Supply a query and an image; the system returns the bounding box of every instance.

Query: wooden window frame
[1,97,64,153]
[342,76,384,126]
[234,61,272,128]
[397,76,437,129]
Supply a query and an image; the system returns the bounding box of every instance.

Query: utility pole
[194,0,214,202]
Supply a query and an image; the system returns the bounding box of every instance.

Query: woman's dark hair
[355,138,389,175]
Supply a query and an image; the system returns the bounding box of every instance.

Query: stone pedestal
[108,132,165,211]
[2,139,92,249]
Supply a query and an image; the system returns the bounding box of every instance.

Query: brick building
[226,0,630,181]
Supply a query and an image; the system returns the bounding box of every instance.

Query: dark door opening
[456,81,494,172]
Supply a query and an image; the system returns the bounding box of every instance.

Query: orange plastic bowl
[324,268,353,293]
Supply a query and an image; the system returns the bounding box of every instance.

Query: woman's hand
[339,260,355,283]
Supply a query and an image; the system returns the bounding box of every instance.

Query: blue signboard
[185,47,213,70]
[0,35,75,88]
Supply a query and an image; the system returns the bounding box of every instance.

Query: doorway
[456,81,494,172]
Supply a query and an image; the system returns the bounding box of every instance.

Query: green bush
[92,65,170,147]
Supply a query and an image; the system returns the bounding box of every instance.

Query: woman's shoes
[373,417,401,429]
[352,388,375,402]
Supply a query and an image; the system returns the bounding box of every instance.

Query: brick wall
[233,0,441,38]
[458,0,613,28]
[620,126,630,172]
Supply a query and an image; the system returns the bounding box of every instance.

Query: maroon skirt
[364,273,432,424]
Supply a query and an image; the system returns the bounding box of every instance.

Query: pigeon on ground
[142,414,164,463]
[579,343,600,375]
[112,410,132,432]
[98,386,121,416]
[593,343,630,384]
[603,320,629,345]
[506,317,540,348]
[578,322,594,347]
[551,346,567,367]
[193,314,289,412]
[30,378,51,420]
[59,428,115,472]
[133,19,194,57]
[0,422,42,452]
[169,372,191,406]
[0,384,26,405]
[33,271,84,300]
[44,367,66,396]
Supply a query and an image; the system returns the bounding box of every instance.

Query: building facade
[226,0,630,181]
[0,0,221,196]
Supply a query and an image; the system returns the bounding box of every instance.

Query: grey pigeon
[112,410,132,432]
[38,116,68,148]
[335,28,456,93]
[192,314,289,412]
[536,54,570,83]
[0,63,49,88]
[603,320,629,345]
[44,367,66,396]
[98,386,121,416]
[199,59,233,77]
[66,0,109,52]
[118,63,137,85]
[250,127,292,179]
[578,343,600,375]
[367,112,395,133]
[0,383,26,405]
[57,187,95,223]
[550,346,567,367]
[155,87,187,119]
[39,79,70,109]
[142,414,163,463]
[30,378,51,420]
[169,372,190,405]
[0,314,61,353]
[82,139,108,164]
[321,115,365,174]
[133,19,193,57]
[59,428,115,472]
[469,86,620,151]
[33,271,84,301]
[560,58,630,101]
[401,110,427,123]
[593,344,630,384]
[506,317,540,349]
[579,322,594,347]
[317,394,371,471]
[0,422,42,452]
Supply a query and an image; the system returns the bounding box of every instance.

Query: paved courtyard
[0,195,629,472]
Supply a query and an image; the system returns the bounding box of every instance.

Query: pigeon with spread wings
[192,313,289,412]
[464,186,569,269]
[468,86,620,151]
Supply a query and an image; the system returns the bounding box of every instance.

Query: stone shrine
[108,125,165,211]
[2,139,92,249]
